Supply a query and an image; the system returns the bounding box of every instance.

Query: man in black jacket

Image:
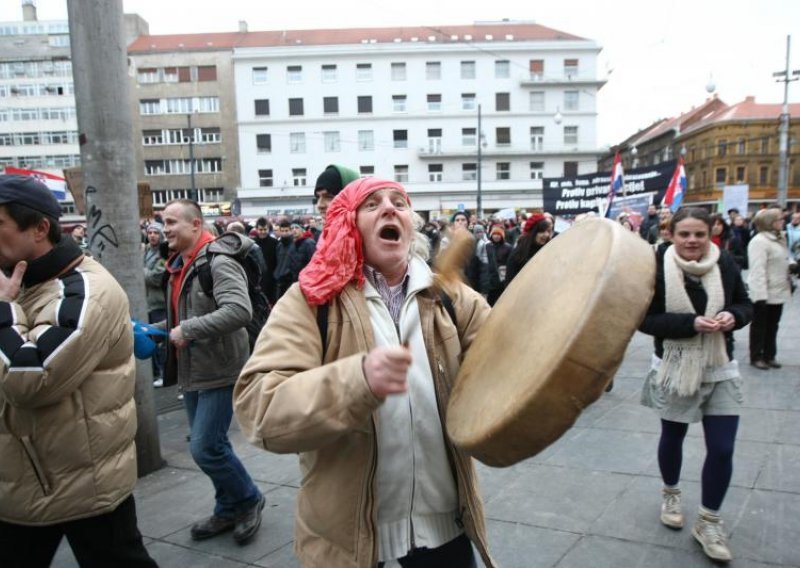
[253,217,278,305]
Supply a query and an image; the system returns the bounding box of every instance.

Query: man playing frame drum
[234,178,495,568]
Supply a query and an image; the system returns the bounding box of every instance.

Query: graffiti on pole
[85,185,119,259]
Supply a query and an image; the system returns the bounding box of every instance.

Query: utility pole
[67,0,163,475]
[773,34,799,208]
[476,104,483,219]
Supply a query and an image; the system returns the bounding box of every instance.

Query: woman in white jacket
[747,208,793,370]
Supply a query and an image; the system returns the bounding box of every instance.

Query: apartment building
[232,22,606,217]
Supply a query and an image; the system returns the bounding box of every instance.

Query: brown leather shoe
[751,360,770,370]
[233,494,266,544]
[766,360,782,369]
[190,515,236,540]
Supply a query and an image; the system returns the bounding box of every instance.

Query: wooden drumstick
[432,229,474,295]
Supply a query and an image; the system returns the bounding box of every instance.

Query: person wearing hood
[234,178,495,568]
[313,164,360,219]
[747,208,794,370]
[467,224,490,297]
[143,222,167,387]
[485,226,513,306]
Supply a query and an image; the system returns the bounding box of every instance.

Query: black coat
[254,235,278,304]
[639,244,753,360]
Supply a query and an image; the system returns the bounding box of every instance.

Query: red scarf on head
[299,177,410,306]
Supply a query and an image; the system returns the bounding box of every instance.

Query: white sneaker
[177,393,184,400]
[660,488,683,529]
[152,378,164,388]
[692,511,732,562]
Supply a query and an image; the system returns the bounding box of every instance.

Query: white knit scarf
[656,244,728,396]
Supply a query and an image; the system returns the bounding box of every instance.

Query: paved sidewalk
[54,296,800,567]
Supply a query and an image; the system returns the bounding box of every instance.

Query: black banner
[543,160,677,216]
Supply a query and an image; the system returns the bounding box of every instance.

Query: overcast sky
[3,0,799,148]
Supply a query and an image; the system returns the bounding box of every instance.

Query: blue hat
[132,320,168,360]
[0,175,62,219]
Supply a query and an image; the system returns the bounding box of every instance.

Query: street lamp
[773,34,799,208]
[630,145,639,169]
[553,106,563,125]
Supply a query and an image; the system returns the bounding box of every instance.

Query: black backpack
[196,232,271,353]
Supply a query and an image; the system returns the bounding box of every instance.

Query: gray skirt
[640,367,744,423]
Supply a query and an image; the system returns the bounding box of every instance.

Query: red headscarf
[299,177,410,305]
[523,213,547,235]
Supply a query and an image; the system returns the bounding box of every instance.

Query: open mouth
[379,226,401,241]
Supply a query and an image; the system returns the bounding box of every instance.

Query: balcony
[417,144,601,159]
[519,73,607,88]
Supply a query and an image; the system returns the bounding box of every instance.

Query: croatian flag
[605,152,624,218]
[662,158,687,213]
[3,166,67,200]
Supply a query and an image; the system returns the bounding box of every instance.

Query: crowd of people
[1,164,798,566]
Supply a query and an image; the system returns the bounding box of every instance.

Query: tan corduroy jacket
[0,255,137,526]
[234,277,496,568]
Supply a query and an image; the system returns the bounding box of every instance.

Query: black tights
[658,416,739,511]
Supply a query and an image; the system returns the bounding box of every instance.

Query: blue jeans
[183,385,261,518]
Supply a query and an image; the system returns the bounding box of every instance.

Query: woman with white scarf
[747,207,793,370]
[639,208,752,563]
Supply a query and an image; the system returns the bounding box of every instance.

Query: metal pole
[477,104,482,219]
[774,35,799,208]
[67,0,162,475]
[188,113,197,202]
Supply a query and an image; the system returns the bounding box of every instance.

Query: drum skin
[446,218,656,467]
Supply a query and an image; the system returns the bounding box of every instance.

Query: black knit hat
[314,164,359,198]
[0,175,61,219]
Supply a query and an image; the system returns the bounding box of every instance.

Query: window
[258,169,273,187]
[197,66,216,82]
[760,137,769,154]
[256,133,271,153]
[564,90,579,111]
[461,93,476,111]
[392,95,407,112]
[142,130,163,145]
[563,161,578,177]
[462,163,477,181]
[427,128,442,153]
[287,65,302,83]
[738,138,746,154]
[391,62,406,81]
[529,59,544,80]
[356,63,372,81]
[759,166,769,184]
[495,60,510,78]
[715,167,726,184]
[321,64,337,82]
[496,127,511,146]
[323,96,339,114]
[357,96,373,114]
[252,66,268,84]
[460,61,476,79]
[495,92,510,111]
[393,130,408,149]
[427,94,442,112]
[137,68,158,83]
[564,126,578,145]
[360,165,374,176]
[462,127,476,146]
[718,139,727,157]
[324,131,341,152]
[199,127,221,143]
[530,161,544,179]
[139,99,160,115]
[162,67,179,83]
[178,67,191,82]
[428,164,443,182]
[426,61,441,80]
[289,98,304,116]
[564,58,578,77]
[196,97,218,113]
[529,91,545,111]
[531,127,544,151]
[292,168,307,186]
[496,162,510,180]
[254,99,270,116]
[290,132,306,153]
[736,166,745,182]
[358,130,374,151]
[394,165,409,183]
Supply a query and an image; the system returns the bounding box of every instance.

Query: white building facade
[233,22,606,218]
